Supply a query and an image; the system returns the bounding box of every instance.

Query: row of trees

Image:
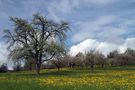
[20,48,135,72]
[1,48,135,72]
[44,48,135,72]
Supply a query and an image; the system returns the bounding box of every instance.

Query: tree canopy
[4,13,69,75]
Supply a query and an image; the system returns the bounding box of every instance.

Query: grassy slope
[0,66,135,90]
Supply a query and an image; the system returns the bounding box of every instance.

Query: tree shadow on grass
[15,70,79,77]
[9,66,135,77]
[15,68,105,78]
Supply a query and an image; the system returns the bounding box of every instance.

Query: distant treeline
[1,48,135,72]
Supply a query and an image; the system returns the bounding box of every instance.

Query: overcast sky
[0,0,135,66]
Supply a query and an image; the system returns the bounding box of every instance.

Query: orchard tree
[0,64,8,72]
[73,52,85,68]
[107,50,119,59]
[13,60,22,71]
[85,50,96,72]
[125,48,135,58]
[95,51,106,68]
[23,57,35,70]
[4,13,69,75]
[51,45,67,71]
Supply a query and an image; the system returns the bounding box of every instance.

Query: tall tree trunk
[36,63,41,75]
[35,50,41,75]
[91,65,94,72]
[57,67,60,71]
[101,64,104,68]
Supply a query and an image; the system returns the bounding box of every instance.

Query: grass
[1,66,135,90]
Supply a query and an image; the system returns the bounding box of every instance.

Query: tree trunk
[36,63,41,75]
[91,65,94,72]
[101,64,104,68]
[57,67,60,71]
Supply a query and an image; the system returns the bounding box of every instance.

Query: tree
[63,54,74,68]
[116,53,134,66]
[107,50,119,58]
[4,13,69,75]
[23,58,35,70]
[95,51,106,68]
[85,50,96,72]
[51,45,67,71]
[13,61,22,71]
[124,48,135,65]
[73,52,85,68]
[125,48,135,58]
[107,50,119,66]
[0,64,8,72]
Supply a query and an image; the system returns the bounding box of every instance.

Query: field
[1,66,135,90]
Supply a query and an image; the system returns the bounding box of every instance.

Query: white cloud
[0,42,14,69]
[0,42,9,65]
[47,0,78,22]
[70,38,135,56]
[70,39,99,56]
[46,0,119,21]
[75,15,116,32]
[119,38,135,53]
[72,15,135,44]
[72,15,120,42]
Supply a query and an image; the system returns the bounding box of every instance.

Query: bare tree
[107,50,119,66]
[73,52,85,68]
[107,50,119,59]
[107,49,135,66]
[3,13,69,75]
[85,50,96,72]
[95,51,106,68]
[51,45,67,71]
[116,53,134,66]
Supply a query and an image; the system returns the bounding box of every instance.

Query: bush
[0,64,8,72]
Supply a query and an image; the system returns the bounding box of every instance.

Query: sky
[0,0,135,66]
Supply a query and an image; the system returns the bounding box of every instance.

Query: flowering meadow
[0,67,135,90]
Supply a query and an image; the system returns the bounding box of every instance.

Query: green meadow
[1,66,135,90]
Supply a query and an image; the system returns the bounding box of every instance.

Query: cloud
[119,38,135,53]
[72,15,117,42]
[70,38,135,56]
[0,42,14,70]
[46,0,78,22]
[82,0,120,6]
[0,42,9,65]
[46,0,120,22]
[72,15,135,44]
